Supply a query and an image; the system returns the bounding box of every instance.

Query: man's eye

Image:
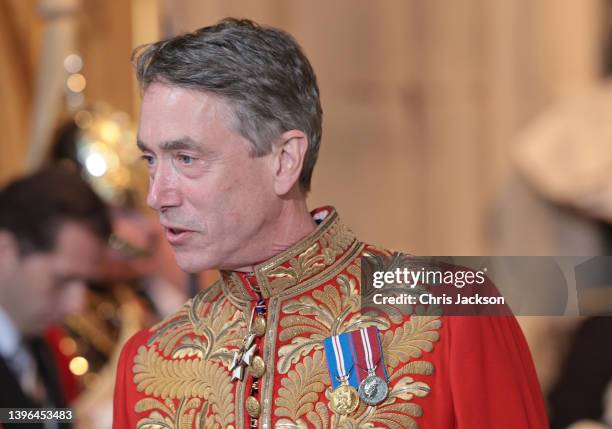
[177,154,194,165]
[141,154,155,166]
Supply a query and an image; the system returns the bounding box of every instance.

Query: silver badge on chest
[358,373,389,406]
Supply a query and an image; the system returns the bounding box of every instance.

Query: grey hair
[132,18,322,192]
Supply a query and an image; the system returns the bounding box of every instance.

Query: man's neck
[269,199,317,254]
[234,198,316,273]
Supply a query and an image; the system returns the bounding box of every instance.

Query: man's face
[0,222,104,336]
[138,82,280,272]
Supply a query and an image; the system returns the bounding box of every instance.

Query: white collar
[0,305,22,359]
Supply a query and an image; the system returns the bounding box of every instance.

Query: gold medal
[253,313,267,336]
[329,384,359,415]
[250,355,266,378]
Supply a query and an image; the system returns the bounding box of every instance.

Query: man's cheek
[229,211,242,224]
[220,179,238,194]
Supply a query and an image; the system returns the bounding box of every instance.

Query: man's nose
[147,164,181,211]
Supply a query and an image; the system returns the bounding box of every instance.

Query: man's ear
[272,130,308,196]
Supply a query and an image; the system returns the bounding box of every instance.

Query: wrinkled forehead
[139,82,237,142]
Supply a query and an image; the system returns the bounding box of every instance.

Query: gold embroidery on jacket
[133,345,235,427]
[266,220,356,295]
[275,350,329,421]
[311,218,355,266]
[274,314,440,428]
[148,282,246,367]
[268,242,323,292]
[135,397,236,429]
[273,248,442,429]
[132,281,246,428]
[381,315,441,368]
[277,263,391,375]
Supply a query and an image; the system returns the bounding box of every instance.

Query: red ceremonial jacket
[113,207,548,428]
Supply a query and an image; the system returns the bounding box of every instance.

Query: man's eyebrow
[136,137,203,152]
[136,139,150,152]
[160,138,202,151]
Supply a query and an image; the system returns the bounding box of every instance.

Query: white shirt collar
[0,305,22,359]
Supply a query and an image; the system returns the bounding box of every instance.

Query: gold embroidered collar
[220,206,359,299]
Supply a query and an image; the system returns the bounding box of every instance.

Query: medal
[229,297,264,382]
[229,332,256,381]
[330,384,360,415]
[242,343,257,366]
[358,373,389,405]
[324,331,360,414]
[351,327,389,406]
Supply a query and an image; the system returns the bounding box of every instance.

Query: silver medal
[358,374,388,406]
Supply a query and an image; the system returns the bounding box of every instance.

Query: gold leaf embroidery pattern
[268,220,356,294]
[277,269,390,374]
[274,250,441,428]
[175,303,244,367]
[149,305,194,358]
[135,397,236,429]
[392,377,431,401]
[274,419,310,429]
[319,220,356,264]
[268,243,325,292]
[134,281,244,428]
[133,345,234,427]
[275,402,330,429]
[136,397,200,429]
[381,315,442,369]
[309,367,431,429]
[149,283,246,367]
[361,403,422,429]
[275,350,329,421]
[149,283,220,355]
[306,403,330,429]
[388,360,434,383]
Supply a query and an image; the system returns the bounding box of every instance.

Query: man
[114,18,548,428]
[0,167,111,429]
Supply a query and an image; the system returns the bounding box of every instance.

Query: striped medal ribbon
[324,332,360,415]
[351,326,389,406]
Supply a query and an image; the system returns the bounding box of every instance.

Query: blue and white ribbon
[324,332,359,390]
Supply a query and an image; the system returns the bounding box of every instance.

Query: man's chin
[174,252,216,273]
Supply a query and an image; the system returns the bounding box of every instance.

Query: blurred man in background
[0,167,111,429]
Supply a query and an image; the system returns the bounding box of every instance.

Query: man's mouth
[164,226,193,245]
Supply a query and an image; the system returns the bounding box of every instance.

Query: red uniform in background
[113,208,548,428]
[45,327,79,404]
